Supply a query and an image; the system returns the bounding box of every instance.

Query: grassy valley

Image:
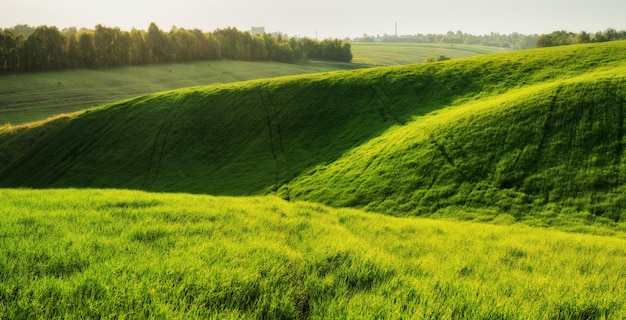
[2,41,626,318]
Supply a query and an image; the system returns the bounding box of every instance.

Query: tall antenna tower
[395,22,398,37]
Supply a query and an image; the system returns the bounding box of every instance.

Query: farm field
[350,42,512,65]
[0,59,360,126]
[3,41,626,318]
[2,188,626,319]
[0,42,505,126]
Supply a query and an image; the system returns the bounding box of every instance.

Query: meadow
[0,59,359,126]
[3,41,626,318]
[2,188,626,319]
[0,42,503,126]
[350,42,511,65]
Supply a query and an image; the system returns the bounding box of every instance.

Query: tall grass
[1,188,625,319]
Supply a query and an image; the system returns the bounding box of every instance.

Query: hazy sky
[3,0,626,39]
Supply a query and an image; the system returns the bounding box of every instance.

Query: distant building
[251,26,265,36]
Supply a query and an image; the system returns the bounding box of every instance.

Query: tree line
[535,28,626,47]
[356,28,626,50]
[0,23,352,73]
[356,31,539,50]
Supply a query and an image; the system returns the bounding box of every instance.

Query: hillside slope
[2,41,626,225]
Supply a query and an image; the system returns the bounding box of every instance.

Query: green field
[1,43,506,126]
[3,41,626,318]
[350,42,511,65]
[0,60,359,126]
[2,188,625,319]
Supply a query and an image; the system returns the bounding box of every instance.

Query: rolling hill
[0,59,361,126]
[2,41,626,230]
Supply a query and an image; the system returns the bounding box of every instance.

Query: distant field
[0,60,359,125]
[350,42,512,65]
[0,43,507,125]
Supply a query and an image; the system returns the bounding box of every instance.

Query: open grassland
[4,41,626,319]
[350,42,511,65]
[0,60,359,125]
[3,41,626,233]
[2,188,626,319]
[1,43,503,126]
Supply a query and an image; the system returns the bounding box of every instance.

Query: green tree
[66,34,82,68]
[147,23,168,63]
[20,26,66,71]
[78,30,95,68]
[0,30,22,72]
[575,31,591,44]
[129,29,147,65]
[94,24,115,67]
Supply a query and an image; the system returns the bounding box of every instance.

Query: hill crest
[2,41,626,227]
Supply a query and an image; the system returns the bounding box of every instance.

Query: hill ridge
[2,41,626,227]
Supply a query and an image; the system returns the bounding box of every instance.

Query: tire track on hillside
[369,83,404,125]
[50,118,118,184]
[142,106,180,189]
[259,83,288,195]
[429,133,470,182]
[602,80,626,158]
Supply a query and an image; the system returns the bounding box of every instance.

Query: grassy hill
[2,41,626,232]
[0,60,360,126]
[2,188,625,319]
[350,42,511,65]
[1,43,505,127]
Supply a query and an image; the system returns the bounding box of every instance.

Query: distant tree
[603,28,619,41]
[170,27,197,62]
[65,34,82,68]
[593,31,607,42]
[423,55,438,63]
[250,35,268,61]
[129,29,147,65]
[78,30,95,67]
[20,26,66,71]
[94,25,115,67]
[575,31,591,44]
[61,27,78,37]
[8,24,35,38]
[147,23,168,63]
[535,34,554,47]
[275,42,293,62]
[0,30,22,72]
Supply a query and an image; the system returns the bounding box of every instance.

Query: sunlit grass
[350,42,510,65]
[1,188,625,319]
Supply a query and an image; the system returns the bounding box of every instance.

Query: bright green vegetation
[3,41,626,233]
[0,59,359,125]
[2,188,626,319]
[350,42,511,65]
[3,39,626,319]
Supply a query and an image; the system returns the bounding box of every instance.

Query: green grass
[350,42,511,65]
[0,43,503,126]
[1,188,625,319]
[0,59,360,125]
[3,41,626,232]
[4,41,626,318]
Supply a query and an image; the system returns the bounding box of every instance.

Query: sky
[2,0,626,39]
